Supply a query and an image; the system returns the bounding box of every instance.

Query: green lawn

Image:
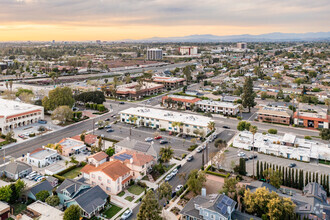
[62,167,83,179]
[12,203,27,215]
[125,196,134,202]
[102,204,122,219]
[127,185,145,195]
[117,191,125,197]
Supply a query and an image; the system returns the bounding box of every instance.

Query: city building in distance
[147,48,163,60]
[179,46,198,55]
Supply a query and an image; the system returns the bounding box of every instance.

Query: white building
[237,42,247,49]
[26,147,60,168]
[179,46,198,55]
[196,100,240,116]
[147,48,163,60]
[0,98,44,133]
[233,131,330,162]
[120,107,213,136]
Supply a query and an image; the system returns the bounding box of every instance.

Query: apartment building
[162,94,201,109]
[152,76,186,89]
[0,98,44,133]
[147,48,163,60]
[81,161,132,195]
[179,46,198,55]
[293,111,329,129]
[195,100,240,116]
[116,82,164,100]
[257,106,292,125]
[120,107,213,136]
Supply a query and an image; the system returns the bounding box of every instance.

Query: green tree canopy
[137,190,161,220]
[242,76,256,112]
[42,87,75,111]
[45,195,60,207]
[74,91,105,104]
[63,205,81,220]
[36,190,50,202]
[187,169,206,195]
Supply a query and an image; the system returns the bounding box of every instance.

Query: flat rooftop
[120,107,213,127]
[196,100,240,108]
[0,98,43,118]
[26,201,63,220]
[167,94,199,101]
[30,149,57,160]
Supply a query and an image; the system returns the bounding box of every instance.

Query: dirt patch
[204,175,224,194]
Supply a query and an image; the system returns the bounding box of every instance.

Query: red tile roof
[71,134,98,145]
[81,161,130,181]
[88,152,108,162]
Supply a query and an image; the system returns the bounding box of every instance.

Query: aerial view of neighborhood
[0,1,329,220]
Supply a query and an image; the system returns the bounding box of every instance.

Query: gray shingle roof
[0,161,31,175]
[29,180,53,197]
[56,179,86,197]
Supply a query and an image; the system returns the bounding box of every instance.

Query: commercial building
[257,106,292,125]
[0,98,44,133]
[233,131,330,162]
[81,161,132,195]
[237,42,247,49]
[120,107,213,136]
[179,46,198,55]
[162,94,201,109]
[57,138,87,156]
[293,110,329,129]
[147,48,163,60]
[26,147,60,168]
[152,76,186,89]
[115,82,164,100]
[196,100,240,116]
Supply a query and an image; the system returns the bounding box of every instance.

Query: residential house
[180,193,237,220]
[26,147,60,168]
[21,201,64,220]
[57,138,87,156]
[110,150,155,178]
[71,134,98,147]
[0,161,32,180]
[81,161,132,195]
[162,94,201,110]
[27,180,53,200]
[56,179,108,218]
[115,137,158,159]
[0,201,10,220]
[87,152,108,167]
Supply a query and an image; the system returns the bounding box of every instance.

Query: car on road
[119,102,125,105]
[18,134,25,139]
[237,152,246,157]
[38,120,47,124]
[187,155,194,162]
[196,146,203,153]
[223,125,230,129]
[154,136,162,140]
[288,163,296,168]
[249,155,255,160]
[121,209,132,220]
[106,129,114,132]
[105,125,112,128]
[105,118,111,121]
[171,168,178,176]
[160,140,168,144]
[175,185,183,192]
[243,157,249,161]
[165,173,173,181]
[145,137,153,142]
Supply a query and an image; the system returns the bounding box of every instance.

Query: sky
[0,0,329,41]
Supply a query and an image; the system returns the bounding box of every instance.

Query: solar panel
[223,195,233,206]
[221,206,227,215]
[216,202,225,211]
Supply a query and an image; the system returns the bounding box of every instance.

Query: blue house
[27,180,53,200]
[56,179,108,218]
[180,193,237,220]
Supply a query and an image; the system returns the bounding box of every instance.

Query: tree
[237,121,251,131]
[236,158,246,175]
[105,147,115,157]
[51,106,73,124]
[74,91,105,104]
[9,184,18,204]
[137,190,161,220]
[36,190,50,202]
[320,128,330,140]
[15,179,26,197]
[250,125,258,178]
[46,195,60,207]
[42,87,75,111]
[5,131,14,142]
[263,168,282,189]
[158,182,172,203]
[64,205,81,220]
[257,160,260,180]
[0,185,12,202]
[214,139,227,149]
[242,76,256,112]
[260,91,268,100]
[220,177,238,197]
[80,132,85,142]
[207,121,215,131]
[187,169,206,195]
[159,146,174,163]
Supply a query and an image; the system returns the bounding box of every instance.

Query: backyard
[102,204,122,219]
[61,167,83,179]
[127,185,145,195]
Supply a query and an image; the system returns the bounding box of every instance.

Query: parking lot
[223,145,330,176]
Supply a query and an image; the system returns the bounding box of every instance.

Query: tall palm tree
[207,121,215,132]
[249,125,258,179]
[159,146,174,164]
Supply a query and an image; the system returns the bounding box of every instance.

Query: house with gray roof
[27,180,53,200]
[180,193,236,220]
[56,179,108,218]
[115,137,158,159]
[0,161,32,180]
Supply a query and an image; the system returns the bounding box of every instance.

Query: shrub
[237,116,242,120]
[188,144,198,151]
[76,111,82,119]
[304,136,312,140]
[160,128,166,132]
[85,103,90,108]
[268,129,277,134]
[29,133,36,137]
[97,104,105,112]
[137,181,147,188]
[181,153,187,159]
[205,170,230,178]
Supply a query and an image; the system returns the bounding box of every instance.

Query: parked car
[288,163,296,168]
[106,129,114,132]
[154,136,162,140]
[145,137,153,142]
[72,107,79,111]
[223,125,230,129]
[38,120,47,124]
[249,155,254,160]
[105,118,111,121]
[121,209,132,220]
[187,155,194,162]
[196,146,203,153]
[160,140,168,144]
[175,185,183,192]
[165,174,173,181]
[237,152,246,157]
[18,134,25,139]
[171,168,178,176]
[119,102,125,105]
[105,125,112,128]
[243,157,249,161]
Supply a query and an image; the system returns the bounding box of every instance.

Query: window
[106,187,111,191]
[98,176,102,181]
[92,174,95,178]
[107,179,111,184]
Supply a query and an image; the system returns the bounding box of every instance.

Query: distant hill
[122,32,330,43]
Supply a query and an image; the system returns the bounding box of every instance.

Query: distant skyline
[0,0,329,41]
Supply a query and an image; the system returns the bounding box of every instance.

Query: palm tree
[65,160,69,168]
[159,146,174,164]
[207,121,215,132]
[238,105,244,119]
[128,116,138,125]
[249,125,258,179]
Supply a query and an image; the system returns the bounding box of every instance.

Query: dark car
[105,118,111,121]
[243,157,249,161]
[160,140,168,144]
[288,163,296,168]
[106,129,114,132]
[223,125,230,129]
[119,102,125,105]
[38,120,47,124]
[187,155,194,161]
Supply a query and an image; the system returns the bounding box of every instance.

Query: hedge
[205,170,230,178]
[188,144,198,151]
[53,174,66,182]
[205,165,212,171]
[56,164,79,176]
[99,136,119,143]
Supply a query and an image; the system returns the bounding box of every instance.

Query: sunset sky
[1,0,329,41]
